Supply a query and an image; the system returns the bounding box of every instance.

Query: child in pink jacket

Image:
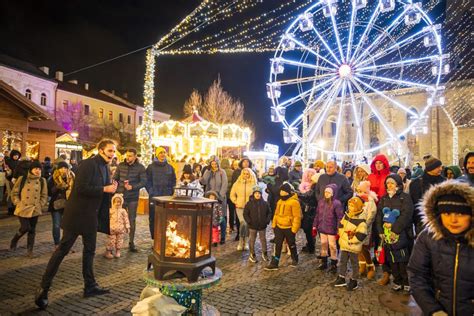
[105,194,130,258]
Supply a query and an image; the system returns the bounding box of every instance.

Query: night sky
[0,1,284,151]
[0,1,471,154]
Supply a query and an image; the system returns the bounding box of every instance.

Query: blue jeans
[51,211,63,245]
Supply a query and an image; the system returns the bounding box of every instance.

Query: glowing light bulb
[338,64,352,78]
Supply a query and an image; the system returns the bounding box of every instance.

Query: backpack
[18,175,46,201]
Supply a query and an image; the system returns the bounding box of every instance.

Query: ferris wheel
[267,0,448,159]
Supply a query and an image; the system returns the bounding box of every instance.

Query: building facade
[0,54,170,155]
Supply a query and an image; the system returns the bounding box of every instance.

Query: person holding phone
[35,139,118,310]
[114,148,147,252]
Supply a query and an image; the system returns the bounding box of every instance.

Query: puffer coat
[367,154,390,200]
[272,194,302,234]
[243,195,271,230]
[375,174,414,238]
[11,172,48,218]
[408,181,474,316]
[338,210,367,253]
[313,184,344,235]
[230,169,257,209]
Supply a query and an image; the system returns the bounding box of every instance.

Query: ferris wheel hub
[338,64,352,78]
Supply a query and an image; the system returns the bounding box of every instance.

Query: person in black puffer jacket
[409,157,446,235]
[244,186,271,263]
[375,173,414,286]
[408,181,474,316]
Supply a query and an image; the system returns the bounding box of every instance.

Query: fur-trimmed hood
[421,180,474,247]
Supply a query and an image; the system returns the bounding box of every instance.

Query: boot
[243,237,249,251]
[26,232,35,258]
[289,245,298,267]
[264,257,279,271]
[378,272,391,286]
[10,232,23,251]
[359,261,367,276]
[34,288,49,310]
[328,259,338,274]
[366,263,376,280]
[317,257,328,270]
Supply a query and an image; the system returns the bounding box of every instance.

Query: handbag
[53,198,67,210]
[375,243,385,264]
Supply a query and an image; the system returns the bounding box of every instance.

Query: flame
[164,220,209,258]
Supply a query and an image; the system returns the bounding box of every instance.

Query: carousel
[137,109,251,162]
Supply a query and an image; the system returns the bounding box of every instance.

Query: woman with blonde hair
[230,167,258,250]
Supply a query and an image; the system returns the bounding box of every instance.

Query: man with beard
[409,156,446,235]
[35,140,118,309]
[458,151,474,187]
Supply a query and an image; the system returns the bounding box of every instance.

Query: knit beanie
[357,180,371,194]
[314,160,325,170]
[279,182,293,195]
[57,161,69,170]
[294,161,302,167]
[386,177,398,186]
[348,196,364,214]
[252,185,262,194]
[397,168,407,175]
[155,146,167,156]
[182,164,193,175]
[383,208,400,224]
[425,157,442,172]
[29,161,43,171]
[436,194,472,216]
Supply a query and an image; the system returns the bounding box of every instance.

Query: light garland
[139,0,471,166]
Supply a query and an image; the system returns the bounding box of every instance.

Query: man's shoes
[84,286,110,298]
[249,253,257,263]
[392,283,403,292]
[334,275,347,287]
[346,279,359,291]
[34,288,48,310]
[264,257,279,271]
[301,246,315,254]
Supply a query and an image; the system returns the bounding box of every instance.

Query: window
[84,104,90,115]
[139,116,143,125]
[25,89,32,100]
[331,121,337,137]
[108,111,113,121]
[40,93,47,106]
[127,115,131,125]
[119,113,123,123]
[62,100,69,110]
[369,116,380,135]
[99,108,104,119]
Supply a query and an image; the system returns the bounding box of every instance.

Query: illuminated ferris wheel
[267,0,448,159]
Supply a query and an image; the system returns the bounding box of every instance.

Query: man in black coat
[409,157,445,235]
[114,148,147,252]
[35,140,118,310]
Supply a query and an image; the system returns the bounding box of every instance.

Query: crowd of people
[1,143,473,315]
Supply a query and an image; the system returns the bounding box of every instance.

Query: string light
[139,0,471,165]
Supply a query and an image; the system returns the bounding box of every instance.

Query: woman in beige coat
[230,167,257,250]
[10,161,48,257]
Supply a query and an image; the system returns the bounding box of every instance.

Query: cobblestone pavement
[0,212,421,315]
